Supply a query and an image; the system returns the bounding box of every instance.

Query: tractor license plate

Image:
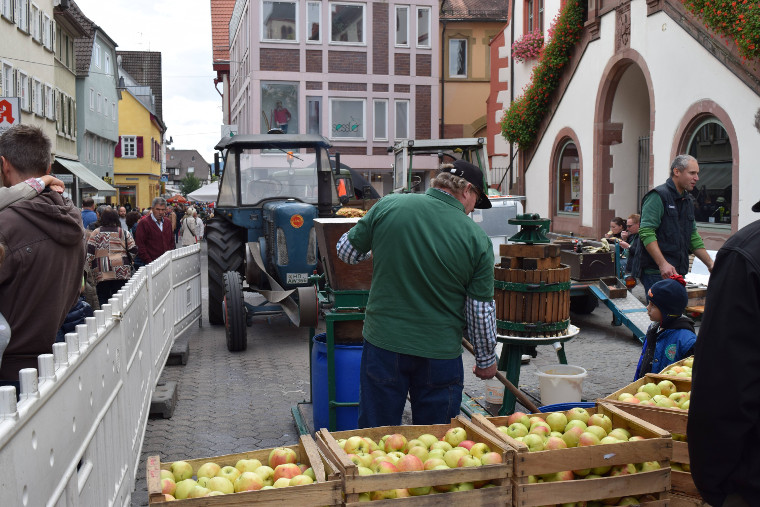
[286,273,309,284]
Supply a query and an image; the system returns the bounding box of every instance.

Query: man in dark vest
[635,154,714,298]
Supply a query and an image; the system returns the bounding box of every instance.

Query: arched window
[556,140,579,214]
[687,119,732,225]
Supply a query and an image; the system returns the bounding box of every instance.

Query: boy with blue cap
[634,275,696,380]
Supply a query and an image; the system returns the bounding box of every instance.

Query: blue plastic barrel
[538,401,596,413]
[311,333,363,431]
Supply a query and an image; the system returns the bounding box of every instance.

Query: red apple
[480,452,503,465]
[507,411,530,427]
[578,432,601,447]
[396,454,424,472]
[376,461,399,474]
[457,440,476,450]
[161,478,176,496]
[273,463,302,482]
[384,433,408,453]
[268,447,298,469]
[545,436,568,450]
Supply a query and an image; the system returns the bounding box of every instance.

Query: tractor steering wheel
[248,179,284,200]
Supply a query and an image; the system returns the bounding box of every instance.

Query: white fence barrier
[0,244,201,507]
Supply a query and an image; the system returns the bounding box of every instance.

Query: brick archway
[592,49,655,239]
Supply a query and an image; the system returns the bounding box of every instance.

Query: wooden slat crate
[146,435,342,505]
[471,402,672,507]
[604,400,705,502]
[314,218,373,291]
[316,415,513,506]
[606,374,691,414]
[656,356,694,381]
[671,492,710,506]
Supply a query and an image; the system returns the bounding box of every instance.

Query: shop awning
[54,158,117,196]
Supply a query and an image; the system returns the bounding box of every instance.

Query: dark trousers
[96,279,127,307]
[358,340,464,428]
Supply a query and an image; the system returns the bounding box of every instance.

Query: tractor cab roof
[215,134,332,151]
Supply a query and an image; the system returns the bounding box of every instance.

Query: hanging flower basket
[512,31,545,63]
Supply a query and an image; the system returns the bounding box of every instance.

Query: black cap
[448,160,492,209]
[753,199,760,212]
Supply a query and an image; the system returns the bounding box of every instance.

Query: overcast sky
[74,0,222,165]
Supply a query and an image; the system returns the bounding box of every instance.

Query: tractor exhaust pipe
[318,150,336,218]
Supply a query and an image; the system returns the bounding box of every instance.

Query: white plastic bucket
[484,372,507,404]
[535,364,587,406]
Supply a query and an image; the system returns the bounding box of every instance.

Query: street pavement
[130,243,671,505]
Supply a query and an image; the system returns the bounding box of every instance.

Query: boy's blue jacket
[634,316,696,380]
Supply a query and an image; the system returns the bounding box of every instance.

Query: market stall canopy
[53,158,117,195]
[187,181,219,202]
[167,194,188,203]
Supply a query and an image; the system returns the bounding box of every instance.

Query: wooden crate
[471,402,672,507]
[146,435,342,505]
[671,492,710,506]
[599,276,627,298]
[314,218,373,291]
[316,415,513,506]
[606,374,691,415]
[605,400,704,501]
[656,356,694,381]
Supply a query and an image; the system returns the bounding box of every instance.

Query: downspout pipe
[440,18,446,139]
[509,0,516,193]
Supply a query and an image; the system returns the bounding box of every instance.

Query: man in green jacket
[635,154,713,298]
[337,160,498,427]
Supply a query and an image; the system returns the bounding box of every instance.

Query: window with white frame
[42,14,50,49]
[104,97,109,117]
[93,43,101,67]
[122,136,136,158]
[395,100,409,139]
[1,63,12,97]
[45,84,53,119]
[330,2,364,44]
[329,98,364,139]
[33,78,42,115]
[18,0,29,32]
[262,1,296,41]
[104,53,111,75]
[373,99,387,141]
[89,88,94,110]
[395,6,408,47]
[449,38,467,78]
[97,92,101,113]
[18,72,29,110]
[30,3,39,41]
[306,1,320,42]
[417,7,430,48]
[0,0,11,20]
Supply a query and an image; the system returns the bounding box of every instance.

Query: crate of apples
[471,402,671,507]
[146,435,342,504]
[658,356,694,379]
[607,374,692,412]
[315,415,511,505]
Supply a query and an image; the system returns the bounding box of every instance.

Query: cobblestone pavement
[130,244,679,505]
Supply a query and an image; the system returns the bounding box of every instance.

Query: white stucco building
[489,0,760,248]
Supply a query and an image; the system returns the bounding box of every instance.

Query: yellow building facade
[113,89,164,210]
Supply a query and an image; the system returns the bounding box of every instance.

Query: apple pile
[157,447,316,501]
[495,408,664,486]
[616,380,690,410]
[660,356,693,378]
[335,427,504,500]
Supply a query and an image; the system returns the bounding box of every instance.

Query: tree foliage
[180,174,202,196]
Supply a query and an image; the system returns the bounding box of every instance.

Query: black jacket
[688,220,760,506]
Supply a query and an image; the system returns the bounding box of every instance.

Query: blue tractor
[206,134,340,351]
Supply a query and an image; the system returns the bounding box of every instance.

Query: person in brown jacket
[135,197,174,264]
[0,125,85,384]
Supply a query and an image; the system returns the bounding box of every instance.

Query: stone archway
[592,49,655,239]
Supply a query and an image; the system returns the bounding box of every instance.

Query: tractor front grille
[307,227,317,264]
[276,227,289,266]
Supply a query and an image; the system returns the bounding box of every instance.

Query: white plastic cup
[535,364,587,406]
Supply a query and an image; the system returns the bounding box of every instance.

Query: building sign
[0,97,21,135]
[221,124,238,138]
[56,173,74,184]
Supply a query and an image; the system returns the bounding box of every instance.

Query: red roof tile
[210,0,236,64]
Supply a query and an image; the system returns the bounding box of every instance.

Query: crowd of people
[0,124,207,392]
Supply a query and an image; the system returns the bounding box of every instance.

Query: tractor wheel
[570,294,598,315]
[206,217,244,325]
[223,271,247,352]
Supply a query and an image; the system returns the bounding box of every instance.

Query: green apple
[523,434,545,452]
[639,461,661,472]
[273,477,291,488]
[456,482,475,491]
[430,441,453,452]
[196,476,211,488]
[254,465,275,486]
[196,462,221,479]
[683,357,693,368]
[469,442,490,459]
[444,427,468,447]
[578,432,601,447]
[290,475,314,486]
[638,382,661,398]
[187,485,211,498]
[217,465,241,483]
[233,471,264,492]
[160,469,174,481]
[456,455,481,468]
[600,436,620,445]
[562,426,584,448]
[206,476,235,494]
[409,485,431,496]
[618,393,635,402]
[443,448,469,468]
[545,412,568,432]
[417,434,439,449]
[587,414,613,434]
[634,391,652,401]
[506,422,529,438]
[427,448,446,460]
[235,458,262,473]
[407,446,428,462]
[357,466,374,476]
[565,407,590,424]
[607,428,630,441]
[170,461,194,482]
[507,412,531,427]
[657,380,677,396]
[565,419,587,432]
[585,425,607,440]
[423,458,446,470]
[303,467,316,481]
